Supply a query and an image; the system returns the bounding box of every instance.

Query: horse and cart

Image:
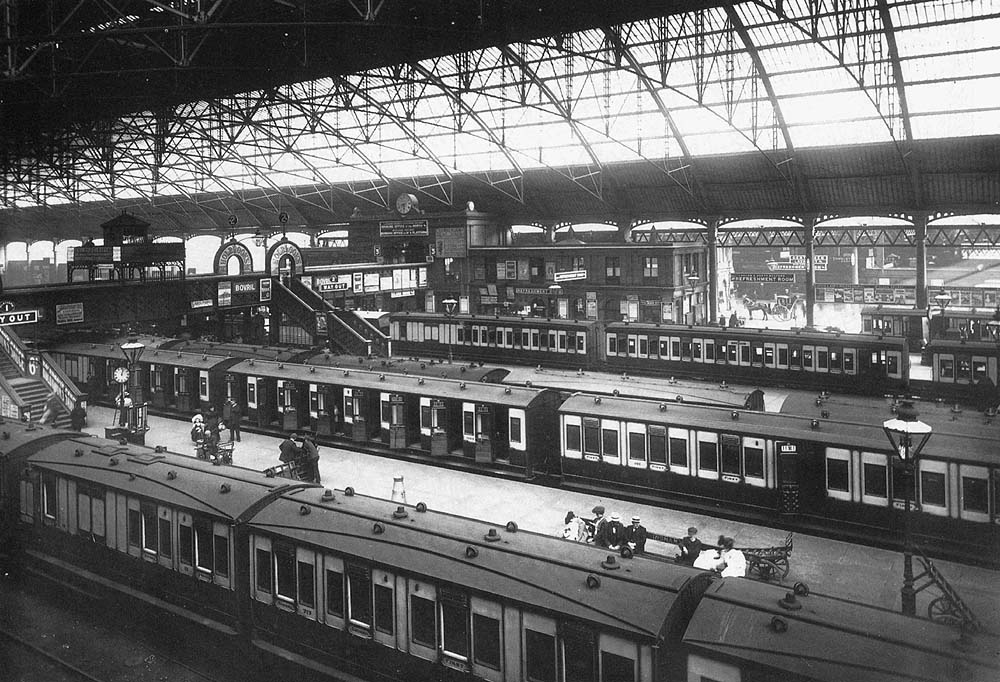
[743,293,803,321]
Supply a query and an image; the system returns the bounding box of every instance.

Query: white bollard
[391,475,406,504]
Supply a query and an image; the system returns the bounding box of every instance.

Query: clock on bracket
[113,367,130,384]
[395,193,418,216]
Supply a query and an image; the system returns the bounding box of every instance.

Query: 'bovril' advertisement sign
[218,279,260,308]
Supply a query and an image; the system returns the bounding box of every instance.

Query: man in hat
[676,526,703,565]
[301,433,321,484]
[625,516,647,554]
[279,434,303,463]
[598,513,626,551]
[589,505,607,545]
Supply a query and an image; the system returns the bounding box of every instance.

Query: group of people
[675,526,748,578]
[561,506,648,555]
[190,401,241,464]
[279,432,322,484]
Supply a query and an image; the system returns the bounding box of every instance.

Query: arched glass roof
[2,0,998,213]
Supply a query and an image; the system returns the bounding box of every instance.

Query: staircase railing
[40,351,86,412]
[270,279,321,341]
[287,278,383,356]
[0,324,27,374]
[331,309,390,357]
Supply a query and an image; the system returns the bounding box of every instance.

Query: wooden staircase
[0,354,72,428]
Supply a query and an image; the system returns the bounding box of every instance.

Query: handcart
[742,532,793,581]
[263,455,313,481]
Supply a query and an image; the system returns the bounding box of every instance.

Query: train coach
[387,312,913,395]
[558,394,1000,566]
[3,421,996,682]
[222,360,562,477]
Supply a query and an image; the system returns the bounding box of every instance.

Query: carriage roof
[601,322,908,347]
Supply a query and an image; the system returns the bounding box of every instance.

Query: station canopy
[1,0,999,239]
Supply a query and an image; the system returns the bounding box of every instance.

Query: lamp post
[932,289,952,339]
[882,400,932,616]
[686,272,700,324]
[442,297,458,364]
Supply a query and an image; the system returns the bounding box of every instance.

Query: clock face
[114,367,130,384]
[395,193,413,215]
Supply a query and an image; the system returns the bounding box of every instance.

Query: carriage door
[388,393,407,449]
[474,404,494,463]
[776,441,800,514]
[462,402,476,458]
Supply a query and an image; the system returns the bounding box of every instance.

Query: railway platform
[78,404,1000,636]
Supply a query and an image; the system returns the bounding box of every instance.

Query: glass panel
[601,429,618,457]
[374,584,394,634]
[649,429,666,464]
[827,459,850,492]
[195,521,213,572]
[920,471,946,507]
[473,613,501,669]
[275,546,295,599]
[863,463,888,498]
[962,477,988,514]
[669,437,688,467]
[158,518,172,557]
[256,548,272,592]
[348,571,372,626]
[298,561,315,608]
[141,506,157,551]
[566,424,581,451]
[442,600,469,658]
[698,440,718,472]
[583,420,600,454]
[601,652,635,682]
[744,446,764,478]
[562,627,595,682]
[720,435,740,476]
[410,595,436,647]
[525,629,555,682]
[180,525,194,566]
[127,508,141,547]
[510,417,522,443]
[326,568,344,616]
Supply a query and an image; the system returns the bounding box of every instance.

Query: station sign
[0,309,39,326]
[765,255,827,272]
[379,220,429,237]
[732,273,794,283]
[554,269,588,282]
[319,282,350,292]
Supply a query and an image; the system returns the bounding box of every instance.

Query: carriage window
[510,417,522,443]
[789,347,801,368]
[744,444,764,479]
[214,530,229,577]
[863,462,888,498]
[764,346,774,365]
[562,625,596,682]
[669,436,688,467]
[720,435,740,476]
[141,504,158,553]
[705,341,715,361]
[256,548,272,592]
[195,520,214,572]
[421,405,431,429]
[649,428,666,465]
[659,339,670,357]
[752,345,763,364]
[566,423,581,451]
[627,337,636,355]
[381,400,391,424]
[692,340,702,360]
[275,546,296,601]
[410,595,436,647]
[42,474,58,520]
[127,507,142,548]
[608,335,618,354]
[829,350,841,371]
[464,412,475,436]
[628,432,646,463]
[525,629,556,682]
[681,340,692,359]
[817,349,828,370]
[962,476,988,514]
[920,470,946,508]
[298,560,315,608]
[326,568,344,616]
[827,458,850,492]
[844,350,855,372]
[672,340,681,358]
[441,596,469,658]
[473,613,501,669]
[638,337,648,356]
[802,348,813,369]
[374,584,394,634]
[698,440,718,472]
[727,343,738,362]
[583,419,600,455]
[957,357,972,381]
[778,346,789,365]
[887,353,900,376]
[602,652,635,682]
[972,359,988,380]
[76,485,106,543]
[739,344,750,363]
[348,567,373,626]
[181,524,194,567]
[601,428,618,457]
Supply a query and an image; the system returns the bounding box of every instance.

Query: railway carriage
[390,312,600,368]
[558,394,1000,565]
[12,428,309,634]
[225,360,561,476]
[924,338,999,388]
[602,323,909,393]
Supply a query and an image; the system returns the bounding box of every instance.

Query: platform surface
[78,405,1000,638]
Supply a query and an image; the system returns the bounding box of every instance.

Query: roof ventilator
[219,483,231,494]
[299,505,310,515]
[465,546,479,558]
[778,592,802,610]
[393,506,408,519]
[601,555,621,570]
[586,575,601,589]
[373,521,385,534]
[344,486,355,496]
[484,528,501,542]
[167,470,177,480]
[321,489,335,502]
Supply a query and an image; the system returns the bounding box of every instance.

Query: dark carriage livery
[602,323,909,394]
[224,360,561,477]
[10,428,310,636]
[390,312,600,368]
[2,420,997,682]
[558,394,1000,565]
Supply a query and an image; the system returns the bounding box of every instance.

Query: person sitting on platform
[561,512,587,542]
[676,526,703,565]
[717,536,748,578]
[589,506,607,545]
[598,513,626,551]
[624,516,647,554]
